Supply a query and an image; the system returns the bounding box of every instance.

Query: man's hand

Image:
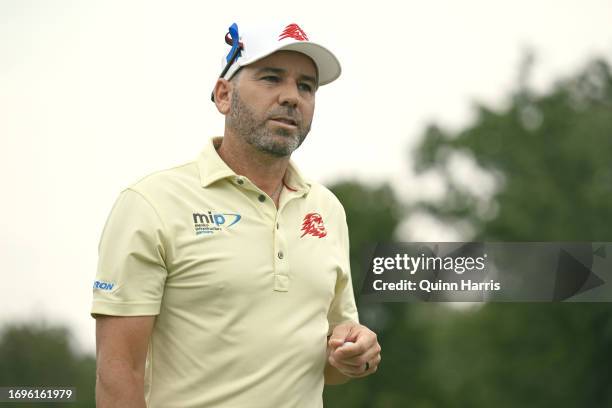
[326,322,381,381]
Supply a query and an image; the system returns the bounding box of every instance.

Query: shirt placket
[272,189,304,292]
[234,175,302,292]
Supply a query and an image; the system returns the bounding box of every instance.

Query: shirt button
[236,178,244,185]
[277,251,284,259]
[258,194,266,202]
[276,222,280,230]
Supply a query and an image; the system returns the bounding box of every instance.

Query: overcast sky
[1,0,611,352]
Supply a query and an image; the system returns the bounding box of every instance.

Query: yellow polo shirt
[91,137,359,408]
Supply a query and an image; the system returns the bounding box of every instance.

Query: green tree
[411,56,612,407]
[414,57,612,241]
[0,322,96,408]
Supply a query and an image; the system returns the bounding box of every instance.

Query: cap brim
[276,42,341,86]
[224,41,341,86]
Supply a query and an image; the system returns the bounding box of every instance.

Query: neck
[217,132,289,200]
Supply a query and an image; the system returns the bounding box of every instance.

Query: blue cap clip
[226,23,242,63]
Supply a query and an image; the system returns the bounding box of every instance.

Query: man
[92,21,381,408]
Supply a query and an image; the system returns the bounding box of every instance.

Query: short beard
[227,87,310,157]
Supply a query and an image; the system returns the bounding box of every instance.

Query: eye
[299,83,313,93]
[261,75,280,83]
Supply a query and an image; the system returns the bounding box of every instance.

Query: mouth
[269,116,298,128]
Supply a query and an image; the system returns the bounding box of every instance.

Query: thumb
[328,338,345,348]
[328,323,354,348]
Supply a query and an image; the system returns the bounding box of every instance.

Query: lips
[269,116,298,126]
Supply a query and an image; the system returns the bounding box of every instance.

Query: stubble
[228,88,311,157]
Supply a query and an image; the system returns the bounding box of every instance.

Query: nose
[278,80,299,108]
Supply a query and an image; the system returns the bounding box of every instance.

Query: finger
[329,354,378,378]
[334,335,379,359]
[350,355,381,377]
[331,356,363,369]
[364,353,382,372]
[328,355,366,376]
[334,343,381,366]
[332,347,366,367]
[333,341,365,358]
[333,352,379,369]
[343,328,379,356]
[353,329,378,349]
[330,349,375,371]
[328,338,345,349]
[360,360,379,377]
[328,323,356,346]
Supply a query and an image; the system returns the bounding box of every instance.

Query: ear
[213,78,233,115]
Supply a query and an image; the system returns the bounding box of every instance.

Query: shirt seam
[126,187,171,264]
[92,300,161,306]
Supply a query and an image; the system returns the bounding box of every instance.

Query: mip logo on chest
[193,211,242,235]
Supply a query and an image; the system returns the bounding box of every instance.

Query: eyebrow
[254,67,317,85]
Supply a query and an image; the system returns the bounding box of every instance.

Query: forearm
[96,362,146,408]
[324,360,351,385]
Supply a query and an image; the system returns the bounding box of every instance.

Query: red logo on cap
[300,212,327,238]
[279,24,309,41]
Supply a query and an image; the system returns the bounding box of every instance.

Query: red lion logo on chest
[300,212,327,238]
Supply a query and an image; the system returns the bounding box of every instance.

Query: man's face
[226,51,317,157]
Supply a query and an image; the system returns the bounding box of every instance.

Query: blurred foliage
[414,55,612,241]
[0,322,95,407]
[329,181,402,286]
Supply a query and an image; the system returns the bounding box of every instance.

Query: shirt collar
[283,157,311,194]
[197,137,235,188]
[197,137,311,194]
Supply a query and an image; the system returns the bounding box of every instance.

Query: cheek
[239,90,273,117]
[303,101,315,122]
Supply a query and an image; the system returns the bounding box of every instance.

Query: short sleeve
[91,188,168,317]
[327,205,359,335]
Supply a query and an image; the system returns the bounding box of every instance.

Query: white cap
[217,22,342,86]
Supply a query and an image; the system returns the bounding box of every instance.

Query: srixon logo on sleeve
[93,280,115,291]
